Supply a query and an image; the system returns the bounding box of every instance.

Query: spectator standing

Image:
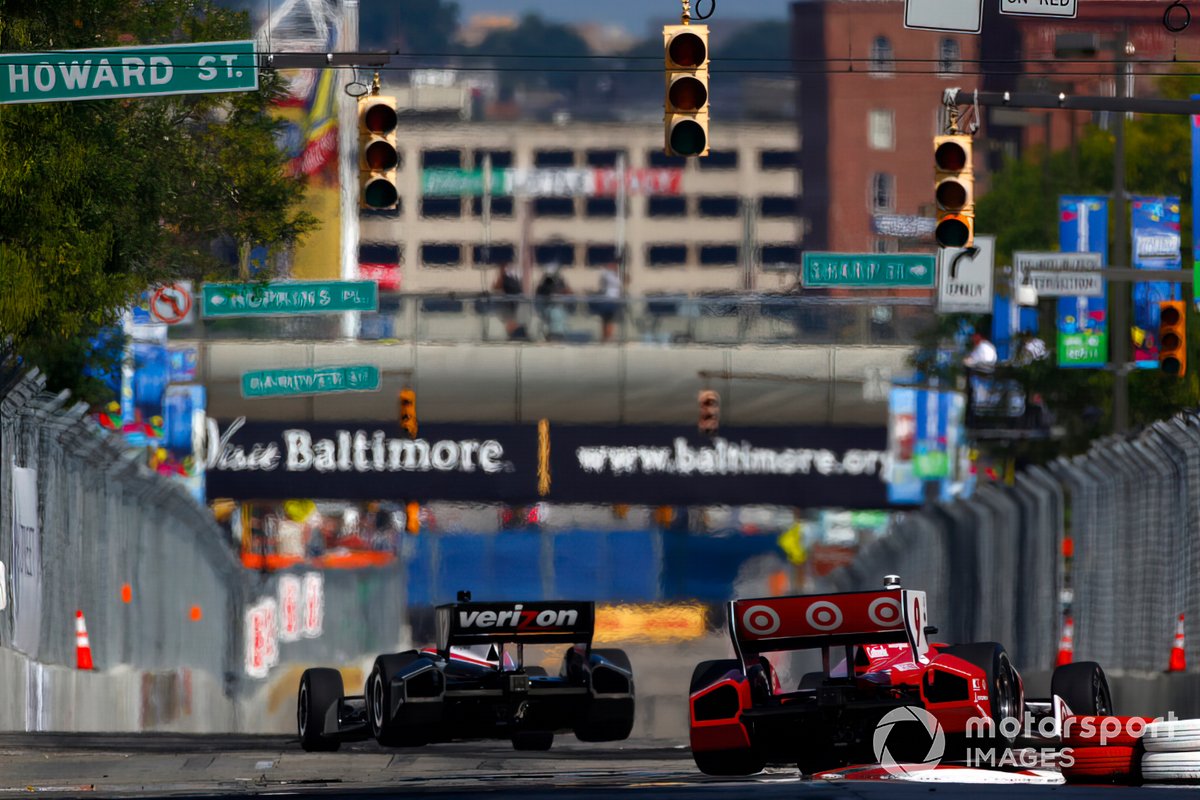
[596,261,624,342]
[963,332,997,373]
[535,263,571,341]
[493,262,527,340]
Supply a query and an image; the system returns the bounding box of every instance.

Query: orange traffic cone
[75,610,94,670]
[1168,613,1187,673]
[1056,615,1075,667]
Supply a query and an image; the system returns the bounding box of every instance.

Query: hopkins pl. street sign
[0,41,258,105]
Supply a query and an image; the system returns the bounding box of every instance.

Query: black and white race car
[297,595,635,751]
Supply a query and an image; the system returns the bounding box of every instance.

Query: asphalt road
[0,733,1177,799]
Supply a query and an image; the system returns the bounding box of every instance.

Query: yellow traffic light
[358,94,399,210]
[398,388,418,439]
[1159,300,1186,377]
[698,389,720,435]
[934,134,973,248]
[663,24,709,157]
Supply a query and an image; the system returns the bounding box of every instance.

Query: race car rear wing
[729,589,932,663]
[435,600,595,654]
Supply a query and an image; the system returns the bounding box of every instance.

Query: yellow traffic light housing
[663,24,709,157]
[358,94,399,210]
[698,389,720,435]
[1159,300,1186,377]
[398,388,418,439]
[934,134,974,248]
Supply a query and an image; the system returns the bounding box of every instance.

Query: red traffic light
[362,101,397,135]
[668,31,707,68]
[1159,300,1186,377]
[934,140,968,172]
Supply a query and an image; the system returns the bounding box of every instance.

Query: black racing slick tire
[368,652,428,747]
[1052,661,1113,717]
[298,668,343,752]
[575,648,635,743]
[694,749,764,777]
[512,730,555,751]
[689,659,741,694]
[943,642,1023,745]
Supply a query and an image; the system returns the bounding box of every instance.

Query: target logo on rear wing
[436,600,595,650]
[730,590,929,659]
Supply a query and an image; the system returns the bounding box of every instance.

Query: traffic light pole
[949,49,1200,434]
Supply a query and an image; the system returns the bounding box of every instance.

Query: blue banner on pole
[1130,196,1182,368]
[1057,196,1109,368]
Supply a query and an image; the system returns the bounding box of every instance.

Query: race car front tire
[693,749,764,776]
[369,652,429,747]
[1052,661,1113,717]
[298,668,344,752]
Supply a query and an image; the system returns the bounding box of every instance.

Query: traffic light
[398,388,418,438]
[358,94,399,210]
[1159,300,1186,376]
[663,24,709,157]
[934,134,973,248]
[698,389,720,435]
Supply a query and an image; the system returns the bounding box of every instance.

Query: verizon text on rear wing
[436,601,595,651]
[729,589,931,659]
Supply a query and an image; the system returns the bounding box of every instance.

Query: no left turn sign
[150,282,194,325]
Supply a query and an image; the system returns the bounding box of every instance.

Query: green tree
[0,0,317,403]
[939,72,1200,458]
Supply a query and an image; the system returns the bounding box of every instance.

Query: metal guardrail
[175,292,936,348]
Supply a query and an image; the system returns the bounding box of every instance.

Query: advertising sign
[886,388,970,505]
[1130,196,1183,367]
[1057,196,1109,368]
[203,420,894,508]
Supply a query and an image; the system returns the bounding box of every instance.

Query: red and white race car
[689,576,1113,776]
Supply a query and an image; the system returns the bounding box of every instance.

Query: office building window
[760,150,799,170]
[647,244,688,266]
[868,109,895,150]
[586,149,624,167]
[472,243,515,267]
[760,196,798,218]
[422,149,462,168]
[938,38,961,75]
[870,36,895,74]
[587,244,618,266]
[761,244,800,270]
[648,196,687,217]
[698,150,738,169]
[473,150,513,168]
[870,173,896,212]
[359,243,401,263]
[585,197,617,217]
[647,150,687,168]
[421,197,462,218]
[535,242,575,266]
[471,196,514,217]
[360,201,402,219]
[698,196,740,217]
[534,149,574,167]
[534,197,575,217]
[421,243,462,267]
[700,244,739,266]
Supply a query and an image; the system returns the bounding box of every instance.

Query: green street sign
[242,365,381,399]
[0,41,258,105]
[201,281,378,318]
[802,252,936,288]
[1058,331,1107,367]
[422,168,506,197]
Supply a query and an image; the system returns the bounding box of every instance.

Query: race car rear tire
[1052,661,1113,717]
[512,730,554,751]
[369,652,429,747]
[575,648,635,742]
[690,659,741,694]
[942,642,1023,745]
[693,749,764,776]
[298,668,344,752]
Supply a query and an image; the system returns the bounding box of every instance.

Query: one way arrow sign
[937,235,994,314]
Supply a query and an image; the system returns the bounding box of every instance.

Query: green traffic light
[363,178,398,209]
[669,120,707,157]
[935,218,970,248]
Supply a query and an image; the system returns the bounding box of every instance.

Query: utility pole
[1111,28,1131,433]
